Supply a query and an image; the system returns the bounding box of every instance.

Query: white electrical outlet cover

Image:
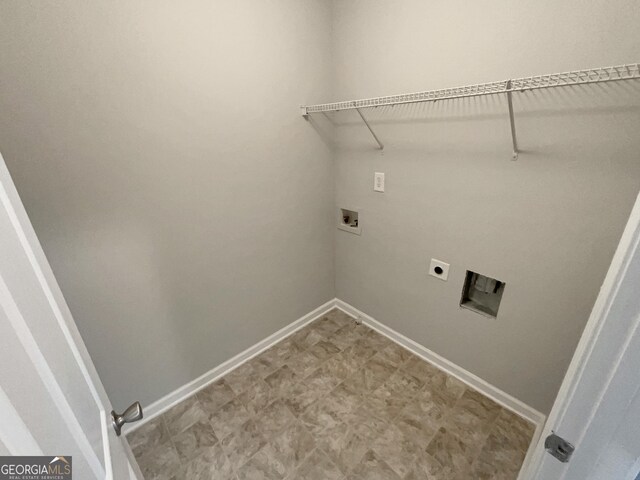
[374,172,385,192]
[429,259,450,281]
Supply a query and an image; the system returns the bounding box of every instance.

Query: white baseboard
[334,299,546,428]
[125,299,336,434]
[127,296,546,444]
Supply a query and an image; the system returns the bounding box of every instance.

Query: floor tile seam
[297,340,372,391]
[394,416,441,452]
[282,441,320,478]
[367,439,419,480]
[486,420,532,450]
[377,367,425,400]
[466,443,499,478]
[315,439,368,477]
[216,416,258,458]
[313,445,348,477]
[155,416,186,477]
[465,431,493,472]
[196,387,241,421]
[437,401,492,440]
[225,427,269,475]
[285,446,332,480]
[132,417,173,461]
[161,414,183,461]
[437,410,493,473]
[179,437,234,476]
[447,384,472,413]
[206,375,280,423]
[281,337,342,378]
[422,429,475,480]
[233,427,305,479]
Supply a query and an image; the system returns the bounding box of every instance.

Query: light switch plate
[374,172,385,192]
[429,259,450,281]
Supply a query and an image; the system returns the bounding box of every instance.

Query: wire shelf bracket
[506,79,519,160]
[355,106,384,150]
[300,63,640,158]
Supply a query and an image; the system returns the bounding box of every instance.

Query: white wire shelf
[300,63,640,158]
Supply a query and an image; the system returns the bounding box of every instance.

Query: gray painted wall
[331,0,640,413]
[0,0,335,409]
[1,0,639,416]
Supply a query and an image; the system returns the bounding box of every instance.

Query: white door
[0,152,143,480]
[524,190,640,479]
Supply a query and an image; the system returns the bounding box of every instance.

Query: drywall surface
[331,0,640,413]
[0,0,335,408]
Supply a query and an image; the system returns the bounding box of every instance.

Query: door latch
[545,432,575,463]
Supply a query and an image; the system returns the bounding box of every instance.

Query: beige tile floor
[128,309,535,480]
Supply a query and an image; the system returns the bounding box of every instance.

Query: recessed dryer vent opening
[461,271,505,318]
[337,207,361,235]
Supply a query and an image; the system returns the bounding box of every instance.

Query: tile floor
[128,309,535,480]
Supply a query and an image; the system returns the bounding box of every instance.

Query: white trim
[333,299,546,427]
[101,410,113,480]
[0,386,42,455]
[126,299,337,433]
[0,273,105,478]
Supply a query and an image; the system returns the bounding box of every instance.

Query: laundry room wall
[0,0,335,408]
[331,0,640,413]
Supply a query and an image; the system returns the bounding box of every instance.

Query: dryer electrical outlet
[429,259,450,281]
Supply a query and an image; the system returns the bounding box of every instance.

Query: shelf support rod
[355,106,384,150]
[506,79,519,160]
